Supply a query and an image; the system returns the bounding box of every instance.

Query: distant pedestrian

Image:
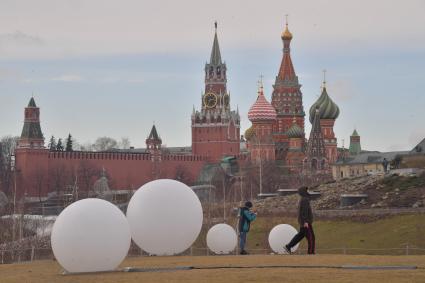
[285,187,315,255]
[382,158,389,173]
[238,201,257,255]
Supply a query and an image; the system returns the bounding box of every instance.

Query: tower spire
[281,14,293,41]
[210,22,222,65]
[322,69,327,88]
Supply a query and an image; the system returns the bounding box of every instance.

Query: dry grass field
[1,255,425,283]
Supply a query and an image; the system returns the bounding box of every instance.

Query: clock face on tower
[204,92,218,108]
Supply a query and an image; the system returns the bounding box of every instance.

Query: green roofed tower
[18,97,45,149]
[349,129,361,155]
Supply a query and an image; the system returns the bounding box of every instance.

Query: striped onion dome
[248,88,277,122]
[309,86,340,123]
[286,118,304,138]
[244,126,255,141]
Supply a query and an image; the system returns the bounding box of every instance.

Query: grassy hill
[194,214,425,255]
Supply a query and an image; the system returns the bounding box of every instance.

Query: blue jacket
[239,207,256,232]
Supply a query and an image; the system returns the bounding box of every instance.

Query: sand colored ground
[1,255,425,283]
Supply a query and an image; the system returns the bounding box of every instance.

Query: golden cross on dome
[322,69,327,88]
[257,74,264,94]
[285,14,289,26]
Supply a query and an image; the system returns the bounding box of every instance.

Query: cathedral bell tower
[271,19,305,147]
[192,23,240,161]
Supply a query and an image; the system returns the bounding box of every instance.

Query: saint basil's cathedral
[11,21,340,198]
[246,22,340,173]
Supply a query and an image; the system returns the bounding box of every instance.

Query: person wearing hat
[238,201,257,255]
[285,186,315,255]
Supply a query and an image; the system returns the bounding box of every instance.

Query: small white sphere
[51,198,131,273]
[268,224,300,254]
[206,223,237,254]
[127,179,203,256]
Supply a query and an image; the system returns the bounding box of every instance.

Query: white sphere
[127,179,203,256]
[51,198,131,273]
[206,223,237,254]
[268,224,300,254]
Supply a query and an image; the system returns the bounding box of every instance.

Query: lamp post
[257,139,263,196]
[10,153,17,260]
[222,173,226,222]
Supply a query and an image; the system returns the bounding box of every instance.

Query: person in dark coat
[238,201,257,255]
[285,186,315,254]
[382,158,389,173]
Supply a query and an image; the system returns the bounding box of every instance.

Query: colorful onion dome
[281,23,293,40]
[248,87,277,122]
[309,86,340,123]
[286,118,304,138]
[244,126,255,141]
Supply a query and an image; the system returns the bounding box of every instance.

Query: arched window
[311,159,317,170]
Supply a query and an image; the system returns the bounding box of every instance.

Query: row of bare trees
[47,135,132,152]
[204,160,333,205]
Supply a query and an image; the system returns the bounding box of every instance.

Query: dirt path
[1,255,424,283]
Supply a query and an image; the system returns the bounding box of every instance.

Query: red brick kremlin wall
[15,148,208,198]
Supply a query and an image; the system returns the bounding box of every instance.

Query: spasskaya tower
[191,22,240,160]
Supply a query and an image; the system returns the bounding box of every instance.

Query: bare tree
[93,137,118,151]
[77,161,100,198]
[118,137,131,149]
[0,136,19,197]
[50,164,64,194]
[174,164,193,185]
[32,168,46,204]
[79,142,94,151]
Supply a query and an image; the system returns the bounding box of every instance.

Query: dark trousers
[287,224,315,254]
[239,232,247,251]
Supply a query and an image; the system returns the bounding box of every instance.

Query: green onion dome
[309,86,340,123]
[286,119,304,138]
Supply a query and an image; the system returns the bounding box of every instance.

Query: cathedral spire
[271,18,304,137]
[210,22,222,65]
[281,15,293,41]
[277,17,296,82]
[306,108,326,159]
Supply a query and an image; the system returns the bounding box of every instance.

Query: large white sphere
[127,179,203,256]
[51,198,131,273]
[206,223,237,254]
[268,224,300,254]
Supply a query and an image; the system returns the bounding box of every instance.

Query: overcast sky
[0,0,424,151]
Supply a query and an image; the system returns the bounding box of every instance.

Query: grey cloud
[52,74,84,82]
[0,31,44,47]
